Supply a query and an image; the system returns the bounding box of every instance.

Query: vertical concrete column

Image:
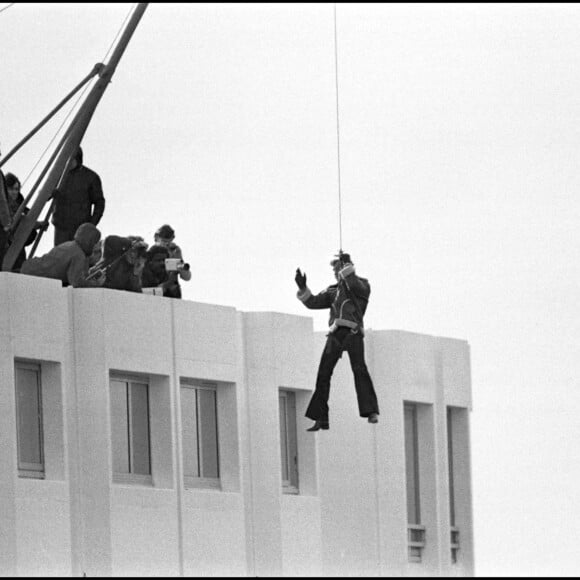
[64,289,85,578]
[0,278,17,576]
[237,312,256,577]
[242,314,283,577]
[372,331,408,576]
[363,329,384,577]
[168,299,185,577]
[71,290,113,576]
[452,408,475,576]
[416,400,441,574]
[439,338,475,576]
[434,343,452,576]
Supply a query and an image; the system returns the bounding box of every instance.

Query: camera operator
[141,244,181,298]
[155,224,191,292]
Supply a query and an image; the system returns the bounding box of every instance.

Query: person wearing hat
[295,251,379,431]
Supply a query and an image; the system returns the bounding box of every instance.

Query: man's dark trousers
[305,327,379,422]
[0,229,8,268]
[54,227,77,247]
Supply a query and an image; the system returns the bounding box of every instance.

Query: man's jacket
[297,263,370,333]
[93,235,147,293]
[20,222,101,287]
[51,165,105,231]
[141,263,181,298]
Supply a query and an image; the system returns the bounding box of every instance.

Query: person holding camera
[295,251,379,431]
[155,224,191,284]
[141,244,181,298]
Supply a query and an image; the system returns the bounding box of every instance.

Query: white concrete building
[0,273,474,577]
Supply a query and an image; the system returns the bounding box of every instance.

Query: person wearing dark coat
[295,252,379,431]
[88,235,148,292]
[51,147,105,246]
[4,173,38,271]
[21,222,103,288]
[141,244,181,298]
[0,146,13,269]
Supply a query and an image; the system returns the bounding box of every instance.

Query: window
[279,390,299,494]
[404,403,425,562]
[447,407,460,563]
[110,376,152,484]
[181,381,220,488]
[15,362,44,479]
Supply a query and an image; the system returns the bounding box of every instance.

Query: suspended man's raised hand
[295,268,307,290]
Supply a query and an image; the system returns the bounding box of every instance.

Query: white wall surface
[315,328,473,577]
[0,274,473,577]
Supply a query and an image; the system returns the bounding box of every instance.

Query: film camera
[165,258,190,272]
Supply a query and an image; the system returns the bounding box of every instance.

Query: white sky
[2,3,579,576]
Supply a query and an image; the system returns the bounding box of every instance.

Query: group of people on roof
[0,146,190,298]
[1,145,381,430]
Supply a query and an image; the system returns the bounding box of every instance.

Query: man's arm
[67,254,92,288]
[171,244,192,281]
[89,173,105,225]
[298,286,335,309]
[338,263,370,300]
[295,268,334,309]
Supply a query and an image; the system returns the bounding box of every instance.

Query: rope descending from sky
[333,3,343,253]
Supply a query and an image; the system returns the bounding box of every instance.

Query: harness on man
[330,250,365,336]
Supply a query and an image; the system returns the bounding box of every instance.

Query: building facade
[0,273,474,576]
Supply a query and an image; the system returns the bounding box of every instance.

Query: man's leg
[305,332,345,422]
[0,229,8,268]
[12,249,27,272]
[54,227,73,247]
[345,332,379,418]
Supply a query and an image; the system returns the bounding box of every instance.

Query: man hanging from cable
[295,251,379,431]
